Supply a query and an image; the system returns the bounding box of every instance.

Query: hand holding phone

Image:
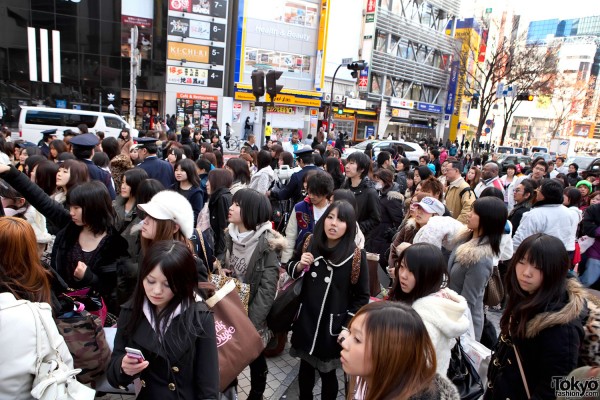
[122,347,149,376]
[125,347,145,363]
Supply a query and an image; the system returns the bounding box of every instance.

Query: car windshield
[568,157,595,170]
[352,140,376,150]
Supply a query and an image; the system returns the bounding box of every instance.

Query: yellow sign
[234,90,321,107]
[266,106,296,114]
[168,42,209,64]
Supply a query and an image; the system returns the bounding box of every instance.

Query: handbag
[483,266,504,307]
[447,339,484,400]
[200,279,264,392]
[266,234,313,333]
[366,252,381,297]
[209,259,250,313]
[62,287,108,327]
[26,302,96,400]
[55,297,112,386]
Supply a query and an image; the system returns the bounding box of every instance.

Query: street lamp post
[326,61,366,138]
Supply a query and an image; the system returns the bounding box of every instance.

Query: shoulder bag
[447,338,484,400]
[26,302,96,400]
[483,265,504,307]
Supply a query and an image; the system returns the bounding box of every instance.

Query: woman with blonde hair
[340,301,459,400]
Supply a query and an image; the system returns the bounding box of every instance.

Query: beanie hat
[427,163,436,174]
[138,190,194,239]
[576,180,592,192]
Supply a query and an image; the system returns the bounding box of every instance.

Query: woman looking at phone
[107,240,219,398]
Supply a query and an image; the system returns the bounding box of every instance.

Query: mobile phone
[125,347,145,363]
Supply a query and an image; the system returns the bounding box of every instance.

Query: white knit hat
[137,190,194,239]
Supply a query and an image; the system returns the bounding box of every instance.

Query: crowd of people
[0,124,599,400]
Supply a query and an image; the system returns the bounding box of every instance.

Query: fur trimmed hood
[224,226,287,253]
[386,189,405,202]
[452,230,494,267]
[412,288,470,340]
[525,279,587,338]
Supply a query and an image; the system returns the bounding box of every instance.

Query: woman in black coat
[287,201,370,400]
[107,241,219,399]
[0,164,129,314]
[207,168,233,265]
[485,234,584,400]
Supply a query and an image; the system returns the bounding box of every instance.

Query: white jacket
[0,293,74,400]
[412,216,465,250]
[512,204,579,251]
[412,289,470,375]
[248,165,277,194]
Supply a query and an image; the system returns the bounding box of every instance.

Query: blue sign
[445,61,460,115]
[417,102,443,114]
[56,99,67,109]
[366,126,375,137]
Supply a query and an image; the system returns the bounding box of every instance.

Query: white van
[17,106,137,143]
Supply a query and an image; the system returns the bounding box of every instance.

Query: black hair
[501,234,569,339]
[298,152,315,165]
[24,155,45,178]
[398,157,411,171]
[563,187,581,207]
[168,147,183,163]
[479,187,504,201]
[226,158,251,184]
[125,240,206,347]
[58,152,76,162]
[135,179,165,205]
[175,158,201,187]
[570,163,579,171]
[180,127,191,138]
[377,151,391,168]
[470,197,507,255]
[231,189,272,231]
[539,178,564,204]
[92,152,109,168]
[312,201,357,264]
[325,157,345,189]
[196,158,212,173]
[208,168,233,192]
[346,152,371,179]
[102,137,119,160]
[280,151,294,167]
[533,160,549,172]
[307,171,334,198]
[123,168,149,199]
[415,165,432,182]
[516,179,537,204]
[389,243,448,304]
[430,149,440,159]
[34,161,59,196]
[181,144,193,160]
[332,188,358,214]
[73,146,94,160]
[67,181,115,235]
[314,144,326,156]
[313,153,324,167]
[256,150,272,170]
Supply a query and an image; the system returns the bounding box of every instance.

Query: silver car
[342,139,425,165]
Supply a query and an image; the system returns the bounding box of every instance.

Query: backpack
[459,186,477,200]
[580,294,600,366]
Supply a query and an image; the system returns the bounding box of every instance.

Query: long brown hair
[0,217,51,304]
[347,302,437,400]
[140,217,193,253]
[467,166,481,190]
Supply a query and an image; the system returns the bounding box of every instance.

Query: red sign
[358,77,368,87]
[366,0,376,13]
[169,0,191,12]
[176,93,218,101]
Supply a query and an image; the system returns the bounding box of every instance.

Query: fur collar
[525,279,586,338]
[386,190,405,202]
[452,230,494,266]
[224,227,287,253]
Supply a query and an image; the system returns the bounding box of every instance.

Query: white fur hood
[412,288,470,339]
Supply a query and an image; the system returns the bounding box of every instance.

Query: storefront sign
[417,102,443,114]
[266,105,296,114]
[390,97,414,109]
[391,108,410,118]
[255,24,311,41]
[235,90,321,107]
[345,98,367,110]
[167,66,223,88]
[366,0,376,13]
[365,13,375,23]
[169,0,227,19]
[176,93,218,101]
[167,42,224,65]
[168,17,225,42]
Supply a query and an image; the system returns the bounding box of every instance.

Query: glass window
[57,15,79,53]
[32,11,55,30]
[100,0,121,22]
[105,116,125,129]
[31,0,54,13]
[64,113,98,128]
[79,20,101,54]
[100,56,121,88]
[25,110,64,126]
[356,120,377,140]
[100,21,121,57]
[401,143,416,152]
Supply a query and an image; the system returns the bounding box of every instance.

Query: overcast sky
[463,0,600,22]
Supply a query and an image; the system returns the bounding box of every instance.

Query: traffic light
[251,70,265,101]
[266,70,284,103]
[516,93,534,101]
[347,61,366,78]
[471,92,480,109]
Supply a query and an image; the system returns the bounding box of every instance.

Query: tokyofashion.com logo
[552,376,600,398]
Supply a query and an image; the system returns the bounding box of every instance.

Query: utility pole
[326,61,366,138]
[251,69,283,148]
[129,26,141,127]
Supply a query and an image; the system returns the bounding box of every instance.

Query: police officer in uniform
[69,133,117,200]
[271,147,319,205]
[38,129,57,158]
[135,137,175,188]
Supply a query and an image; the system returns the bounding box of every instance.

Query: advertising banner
[169,0,227,19]
[167,66,223,88]
[168,17,226,42]
[167,42,224,66]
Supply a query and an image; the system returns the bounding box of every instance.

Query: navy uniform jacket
[274,165,319,205]
[40,143,50,158]
[81,159,116,200]
[137,156,175,188]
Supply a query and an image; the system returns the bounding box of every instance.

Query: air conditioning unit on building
[333,94,343,102]
[324,93,331,102]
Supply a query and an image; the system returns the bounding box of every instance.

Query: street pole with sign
[326,61,366,140]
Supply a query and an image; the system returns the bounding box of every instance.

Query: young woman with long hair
[448,196,507,340]
[0,217,75,399]
[48,139,68,163]
[114,168,149,232]
[287,200,370,400]
[340,302,460,400]
[325,156,346,190]
[207,168,233,264]
[388,243,470,374]
[224,189,285,399]
[172,158,204,224]
[466,166,481,190]
[0,163,129,314]
[107,240,219,398]
[52,159,90,205]
[226,157,251,195]
[484,234,585,399]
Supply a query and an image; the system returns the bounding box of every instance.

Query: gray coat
[448,233,495,340]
